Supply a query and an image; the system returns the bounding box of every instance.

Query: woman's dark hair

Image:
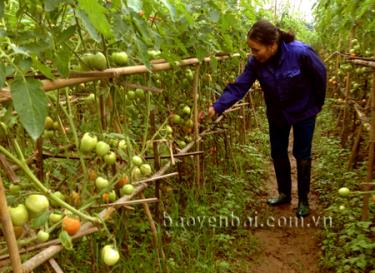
[247,19,295,45]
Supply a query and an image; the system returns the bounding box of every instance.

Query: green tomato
[182,105,191,116]
[111,51,129,66]
[9,204,29,226]
[147,49,161,59]
[9,184,21,194]
[131,155,143,166]
[184,119,194,129]
[96,141,110,157]
[170,114,181,124]
[121,184,135,196]
[101,245,120,266]
[108,190,117,202]
[25,194,49,215]
[338,187,350,197]
[96,177,109,190]
[131,167,141,180]
[49,212,63,224]
[104,151,117,165]
[81,53,95,70]
[127,90,136,100]
[80,133,98,153]
[91,52,107,70]
[176,140,186,148]
[44,116,54,130]
[140,163,152,176]
[85,93,95,102]
[165,125,173,134]
[50,191,65,207]
[185,69,194,80]
[43,130,54,139]
[118,139,127,150]
[36,230,50,242]
[135,88,145,99]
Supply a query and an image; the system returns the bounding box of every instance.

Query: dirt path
[246,156,323,273]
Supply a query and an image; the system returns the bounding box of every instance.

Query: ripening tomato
[62,217,81,236]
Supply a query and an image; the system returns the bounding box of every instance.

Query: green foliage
[314,102,375,272]
[314,0,375,54]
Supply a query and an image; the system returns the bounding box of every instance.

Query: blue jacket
[212,41,327,124]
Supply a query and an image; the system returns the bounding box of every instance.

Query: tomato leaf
[76,10,101,43]
[0,1,4,18]
[127,0,142,12]
[77,0,112,38]
[30,211,49,229]
[0,63,6,88]
[54,46,73,77]
[43,0,64,12]
[159,0,176,22]
[59,231,73,251]
[10,77,47,141]
[32,56,55,80]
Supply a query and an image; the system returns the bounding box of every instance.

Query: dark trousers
[268,116,316,198]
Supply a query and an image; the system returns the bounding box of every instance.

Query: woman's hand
[208,106,217,119]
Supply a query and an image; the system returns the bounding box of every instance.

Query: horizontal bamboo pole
[0,54,240,103]
[94,197,159,208]
[348,59,375,68]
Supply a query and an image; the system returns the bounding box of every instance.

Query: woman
[208,19,326,217]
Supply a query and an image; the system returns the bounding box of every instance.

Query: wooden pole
[150,110,161,221]
[140,192,169,273]
[362,62,375,220]
[193,64,201,186]
[340,30,354,146]
[0,176,23,273]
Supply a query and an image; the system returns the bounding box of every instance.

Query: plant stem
[0,144,98,223]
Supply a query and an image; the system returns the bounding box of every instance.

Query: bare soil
[246,156,323,273]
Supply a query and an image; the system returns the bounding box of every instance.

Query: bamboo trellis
[0,53,252,272]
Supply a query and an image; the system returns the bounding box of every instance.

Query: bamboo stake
[362,64,375,220]
[193,64,201,186]
[140,192,169,273]
[347,59,375,68]
[94,197,158,208]
[340,30,355,146]
[0,176,23,273]
[348,124,362,170]
[150,110,161,221]
[48,259,64,273]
